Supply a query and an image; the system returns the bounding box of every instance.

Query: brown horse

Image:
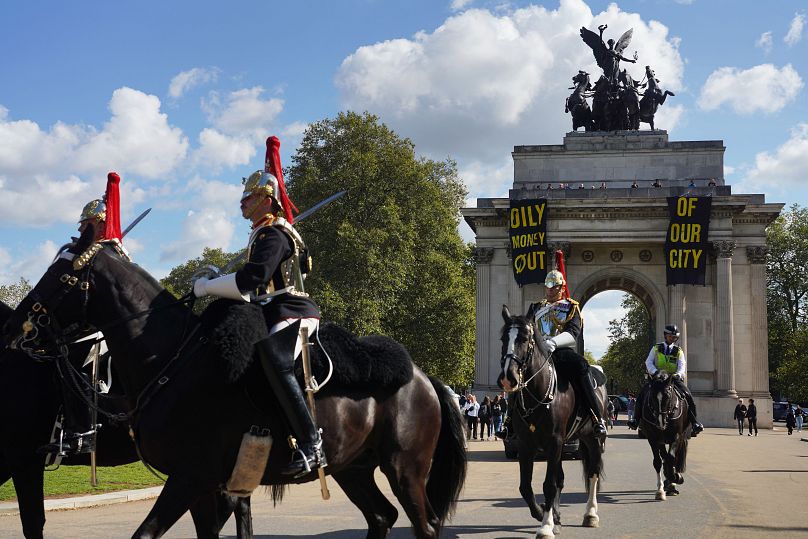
[636,372,690,500]
[497,306,606,539]
[3,226,466,539]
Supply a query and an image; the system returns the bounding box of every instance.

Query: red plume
[555,250,570,299]
[101,172,122,242]
[265,136,298,224]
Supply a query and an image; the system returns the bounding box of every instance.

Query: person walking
[492,395,504,440]
[796,405,804,433]
[746,398,758,436]
[463,395,480,440]
[606,399,615,429]
[627,394,636,422]
[733,398,747,435]
[478,396,493,440]
[786,401,796,435]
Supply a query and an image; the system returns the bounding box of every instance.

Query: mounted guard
[528,251,608,437]
[192,136,326,478]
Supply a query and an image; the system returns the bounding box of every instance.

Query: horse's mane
[95,244,185,310]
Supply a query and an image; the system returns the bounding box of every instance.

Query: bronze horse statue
[565,71,594,132]
[3,226,466,539]
[497,306,606,539]
[639,65,675,130]
[636,372,690,500]
[0,300,252,539]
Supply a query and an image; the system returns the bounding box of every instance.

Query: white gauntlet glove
[192,273,248,302]
[193,277,210,298]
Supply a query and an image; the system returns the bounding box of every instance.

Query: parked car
[608,395,629,412]
[502,432,580,460]
[773,402,798,422]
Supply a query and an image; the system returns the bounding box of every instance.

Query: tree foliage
[160,247,242,314]
[0,278,32,308]
[767,204,808,401]
[598,294,651,394]
[285,111,475,385]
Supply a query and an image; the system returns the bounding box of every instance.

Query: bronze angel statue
[580,24,637,86]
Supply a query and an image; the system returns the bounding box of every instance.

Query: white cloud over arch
[698,64,803,114]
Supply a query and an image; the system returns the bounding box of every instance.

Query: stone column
[713,240,736,397]
[473,247,494,388]
[503,241,523,313]
[746,246,770,396]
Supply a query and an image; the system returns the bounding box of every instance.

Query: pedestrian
[479,396,493,440]
[786,401,796,435]
[796,405,804,433]
[746,398,757,436]
[606,399,615,429]
[627,394,636,422]
[463,394,480,440]
[492,395,504,440]
[612,398,619,422]
[733,398,747,435]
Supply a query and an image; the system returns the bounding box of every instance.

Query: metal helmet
[241,170,279,203]
[78,198,106,223]
[544,270,565,288]
[664,324,680,338]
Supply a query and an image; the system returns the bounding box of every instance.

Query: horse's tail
[426,376,467,527]
[676,436,689,474]
[580,438,606,495]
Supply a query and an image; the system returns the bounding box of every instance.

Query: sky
[1,0,806,358]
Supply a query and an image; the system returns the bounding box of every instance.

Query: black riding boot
[38,371,96,456]
[256,324,326,478]
[578,372,607,437]
[685,395,704,436]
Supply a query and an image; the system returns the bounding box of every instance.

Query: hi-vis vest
[655,343,681,374]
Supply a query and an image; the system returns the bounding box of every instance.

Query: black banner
[665,196,711,285]
[509,199,548,286]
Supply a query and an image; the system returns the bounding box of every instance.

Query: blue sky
[1,0,806,357]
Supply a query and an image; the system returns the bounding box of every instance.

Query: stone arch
[571,267,667,355]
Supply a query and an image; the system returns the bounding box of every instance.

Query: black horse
[638,65,674,131]
[497,306,605,539]
[0,301,252,539]
[636,372,689,500]
[3,228,466,539]
[565,71,594,132]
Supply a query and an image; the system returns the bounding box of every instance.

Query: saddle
[200,299,413,390]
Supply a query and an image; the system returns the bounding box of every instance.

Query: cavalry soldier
[528,251,608,437]
[627,324,704,436]
[193,136,325,478]
[41,173,127,456]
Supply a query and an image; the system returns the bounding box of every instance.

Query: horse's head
[647,373,679,427]
[497,305,542,393]
[572,71,589,87]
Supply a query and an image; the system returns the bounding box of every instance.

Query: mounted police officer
[193,136,325,478]
[528,251,608,437]
[628,324,704,436]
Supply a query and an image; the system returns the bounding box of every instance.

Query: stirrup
[594,418,608,436]
[690,421,703,436]
[38,431,96,456]
[281,439,327,479]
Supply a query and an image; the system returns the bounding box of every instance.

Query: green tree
[583,350,597,365]
[598,294,652,394]
[767,204,808,401]
[0,277,32,308]
[160,247,242,313]
[285,111,475,385]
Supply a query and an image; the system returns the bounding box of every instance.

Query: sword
[220,191,347,275]
[121,208,152,238]
[300,326,330,500]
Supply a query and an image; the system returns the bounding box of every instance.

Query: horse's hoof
[535,527,555,539]
[582,515,600,528]
[666,487,679,496]
[655,491,666,501]
[675,473,684,484]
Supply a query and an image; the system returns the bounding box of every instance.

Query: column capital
[746,245,768,264]
[472,247,495,264]
[547,241,571,260]
[711,240,736,259]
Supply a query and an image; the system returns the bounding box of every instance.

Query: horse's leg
[516,452,543,522]
[232,496,253,539]
[381,451,439,539]
[662,442,679,496]
[537,442,563,539]
[132,476,212,539]
[9,453,46,539]
[650,441,665,501]
[579,436,601,528]
[189,492,251,539]
[334,467,398,539]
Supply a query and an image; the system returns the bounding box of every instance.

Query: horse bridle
[503,322,555,414]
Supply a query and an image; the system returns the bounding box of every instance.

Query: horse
[618,70,640,130]
[590,76,610,131]
[0,301,252,539]
[2,226,466,539]
[497,306,606,539]
[636,372,690,500]
[565,71,594,132]
[638,65,674,131]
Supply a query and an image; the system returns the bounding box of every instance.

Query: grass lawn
[0,463,164,501]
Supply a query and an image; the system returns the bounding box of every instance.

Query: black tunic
[235,225,320,323]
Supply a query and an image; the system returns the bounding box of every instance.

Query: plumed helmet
[545,250,571,299]
[664,324,680,338]
[544,270,565,288]
[79,198,106,223]
[241,170,279,202]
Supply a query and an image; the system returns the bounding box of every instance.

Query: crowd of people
[541,178,718,190]
[459,392,507,441]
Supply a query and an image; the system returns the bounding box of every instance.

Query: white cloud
[0,241,59,285]
[336,0,685,168]
[159,209,236,262]
[739,123,808,195]
[193,128,256,171]
[698,64,803,114]
[785,12,805,46]
[168,67,219,99]
[581,290,627,360]
[723,165,736,177]
[756,31,772,53]
[450,0,474,11]
[202,87,284,138]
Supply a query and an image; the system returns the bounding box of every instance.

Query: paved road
[1,424,807,538]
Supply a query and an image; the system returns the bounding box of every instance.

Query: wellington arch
[462,131,783,427]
